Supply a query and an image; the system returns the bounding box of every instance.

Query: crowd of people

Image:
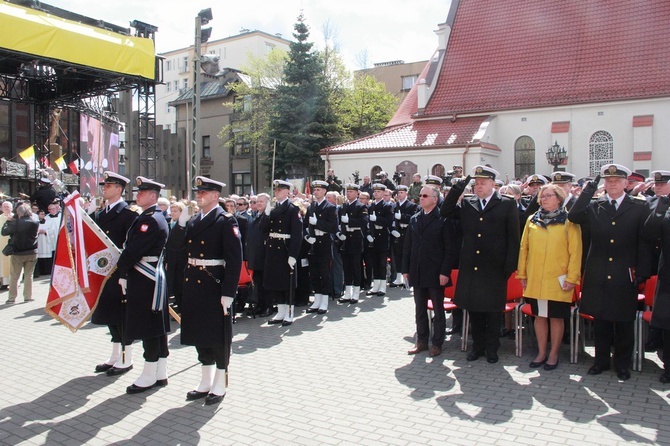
[5,161,670,403]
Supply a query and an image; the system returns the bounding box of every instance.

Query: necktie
[481,199,487,210]
[106,205,111,213]
[611,199,617,211]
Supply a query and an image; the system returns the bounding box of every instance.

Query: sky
[48,0,450,71]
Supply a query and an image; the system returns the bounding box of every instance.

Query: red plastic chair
[633,275,658,371]
[234,261,254,320]
[427,270,459,341]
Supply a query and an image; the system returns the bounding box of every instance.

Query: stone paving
[1,277,669,445]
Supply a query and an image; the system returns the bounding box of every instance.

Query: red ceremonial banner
[45,192,121,332]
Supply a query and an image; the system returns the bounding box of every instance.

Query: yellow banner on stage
[0,2,155,81]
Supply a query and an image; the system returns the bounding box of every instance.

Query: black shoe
[281,320,292,327]
[529,357,547,368]
[349,299,359,304]
[376,292,386,296]
[446,326,462,335]
[338,298,351,304]
[587,364,610,375]
[486,353,499,364]
[256,308,272,318]
[154,379,168,387]
[388,283,399,288]
[205,393,225,405]
[126,382,156,394]
[616,368,631,381]
[107,365,133,376]
[660,372,670,384]
[317,309,327,314]
[544,361,558,371]
[366,290,377,296]
[466,350,484,361]
[305,307,319,313]
[95,363,114,373]
[186,390,209,400]
[267,319,283,325]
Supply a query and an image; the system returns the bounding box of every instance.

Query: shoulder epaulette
[633,195,647,202]
[501,193,515,200]
[224,212,234,218]
[463,193,474,198]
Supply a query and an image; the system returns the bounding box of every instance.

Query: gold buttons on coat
[200,253,204,258]
[199,267,203,270]
[480,217,483,221]
[188,240,192,243]
[474,267,478,271]
[612,222,616,225]
[185,278,189,282]
[610,239,615,243]
[478,234,482,238]
[197,280,201,284]
[476,250,480,254]
[201,241,205,244]
[106,230,109,234]
[607,275,612,280]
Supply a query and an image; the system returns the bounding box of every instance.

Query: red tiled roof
[425,0,670,116]
[386,54,436,128]
[322,116,489,154]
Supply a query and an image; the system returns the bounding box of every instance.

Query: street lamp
[546,141,567,172]
[188,7,213,198]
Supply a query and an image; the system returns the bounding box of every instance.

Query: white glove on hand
[221,296,234,315]
[366,235,374,243]
[177,209,191,227]
[305,236,316,244]
[288,256,297,269]
[341,214,349,224]
[264,201,272,216]
[309,215,317,225]
[369,212,377,222]
[391,230,401,238]
[118,278,127,295]
[337,232,347,241]
[395,211,401,220]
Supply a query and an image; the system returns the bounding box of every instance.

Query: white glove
[366,235,374,243]
[305,236,316,244]
[309,215,317,225]
[118,278,127,295]
[391,230,401,238]
[177,209,191,227]
[337,232,346,241]
[369,212,377,222]
[341,214,349,224]
[288,256,297,269]
[264,201,272,216]
[221,296,234,316]
[395,211,401,220]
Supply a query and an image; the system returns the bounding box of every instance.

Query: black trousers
[371,250,388,280]
[309,258,331,295]
[663,330,670,372]
[363,250,374,286]
[196,345,230,369]
[142,335,169,362]
[253,270,270,311]
[414,287,446,347]
[343,252,362,286]
[469,311,501,354]
[593,319,634,370]
[108,324,132,345]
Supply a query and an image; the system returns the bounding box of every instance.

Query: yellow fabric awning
[0,2,155,80]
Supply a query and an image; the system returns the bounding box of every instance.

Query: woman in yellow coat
[517,184,582,370]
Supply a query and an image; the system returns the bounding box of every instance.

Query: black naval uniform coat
[369,199,393,252]
[90,201,138,326]
[305,199,338,258]
[261,199,303,291]
[644,200,670,329]
[180,207,242,347]
[392,199,418,266]
[441,191,520,312]
[339,199,368,254]
[115,205,170,341]
[568,191,652,321]
[402,206,456,288]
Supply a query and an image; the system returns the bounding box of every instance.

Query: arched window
[514,136,535,180]
[432,164,445,177]
[589,131,613,176]
[370,166,382,180]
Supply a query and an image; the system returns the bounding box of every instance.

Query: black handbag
[2,243,15,256]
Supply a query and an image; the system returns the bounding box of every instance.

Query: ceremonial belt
[374,225,384,230]
[133,253,167,312]
[345,226,361,232]
[399,223,408,228]
[269,232,291,239]
[314,229,326,236]
[188,258,226,267]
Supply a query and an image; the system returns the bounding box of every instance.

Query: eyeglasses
[419,194,435,198]
[540,193,556,199]
[236,203,246,206]
[249,201,257,204]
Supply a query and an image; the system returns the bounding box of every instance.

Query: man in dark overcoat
[304,180,338,315]
[262,180,303,326]
[337,184,368,304]
[90,172,138,376]
[181,176,242,405]
[569,164,652,381]
[440,165,520,363]
[403,185,457,357]
[390,185,417,287]
[246,193,271,317]
[366,183,394,296]
[116,177,170,394]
